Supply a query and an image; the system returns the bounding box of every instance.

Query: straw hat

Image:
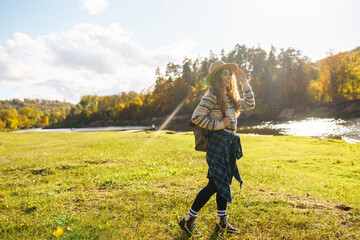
[204,60,238,87]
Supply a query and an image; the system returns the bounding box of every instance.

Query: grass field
[0,131,359,239]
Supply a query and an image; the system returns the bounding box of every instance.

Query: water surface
[237,117,360,143]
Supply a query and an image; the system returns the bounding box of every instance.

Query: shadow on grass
[173,229,227,240]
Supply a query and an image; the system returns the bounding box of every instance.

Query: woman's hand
[234,68,247,83]
[223,117,231,127]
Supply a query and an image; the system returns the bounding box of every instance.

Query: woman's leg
[190,178,217,213]
[179,178,217,235]
[214,152,240,234]
[216,192,227,214]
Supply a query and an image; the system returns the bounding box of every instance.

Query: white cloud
[79,0,109,15]
[0,23,202,103]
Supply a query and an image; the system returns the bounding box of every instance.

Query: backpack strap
[221,109,226,118]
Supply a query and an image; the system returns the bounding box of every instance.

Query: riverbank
[274,99,360,120]
[43,99,360,131]
[0,131,359,239]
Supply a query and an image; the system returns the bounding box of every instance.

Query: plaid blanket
[206,129,243,203]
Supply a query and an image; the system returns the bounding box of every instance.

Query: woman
[179,60,255,236]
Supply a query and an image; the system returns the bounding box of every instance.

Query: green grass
[0,131,359,239]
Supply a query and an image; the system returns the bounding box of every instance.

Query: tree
[261,45,278,114]
[165,62,179,86]
[247,46,267,102]
[40,114,50,127]
[318,51,349,103]
[0,119,4,130]
[277,48,302,107]
[346,51,360,100]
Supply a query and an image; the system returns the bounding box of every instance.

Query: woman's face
[220,68,232,88]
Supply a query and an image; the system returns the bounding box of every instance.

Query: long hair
[209,68,241,117]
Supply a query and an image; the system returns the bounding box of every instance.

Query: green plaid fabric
[206,129,243,203]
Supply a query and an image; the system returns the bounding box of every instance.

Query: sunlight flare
[158,98,187,131]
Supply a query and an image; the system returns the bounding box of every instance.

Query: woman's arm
[234,69,255,111]
[236,80,255,111]
[191,91,225,131]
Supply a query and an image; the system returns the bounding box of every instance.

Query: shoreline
[11,127,360,144]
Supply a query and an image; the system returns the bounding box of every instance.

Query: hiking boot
[215,215,240,234]
[179,213,201,236]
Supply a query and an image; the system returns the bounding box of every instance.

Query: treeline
[0,99,73,130]
[65,45,360,127]
[1,44,360,130]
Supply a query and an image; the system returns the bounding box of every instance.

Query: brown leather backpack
[189,121,212,152]
[189,110,226,152]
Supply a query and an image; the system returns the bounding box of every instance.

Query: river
[237,117,360,144]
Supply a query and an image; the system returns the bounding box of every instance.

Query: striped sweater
[191,80,255,134]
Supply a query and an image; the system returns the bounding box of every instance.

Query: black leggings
[191,178,227,212]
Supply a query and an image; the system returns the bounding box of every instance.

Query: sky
[0,0,359,104]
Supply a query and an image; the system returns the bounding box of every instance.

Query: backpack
[189,121,212,152]
[189,109,226,152]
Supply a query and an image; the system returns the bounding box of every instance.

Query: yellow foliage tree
[308,80,323,102]
[0,119,4,130]
[40,115,50,127]
[346,51,360,100]
[318,51,349,102]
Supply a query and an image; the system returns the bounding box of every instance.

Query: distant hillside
[0,98,75,131]
[0,98,74,112]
